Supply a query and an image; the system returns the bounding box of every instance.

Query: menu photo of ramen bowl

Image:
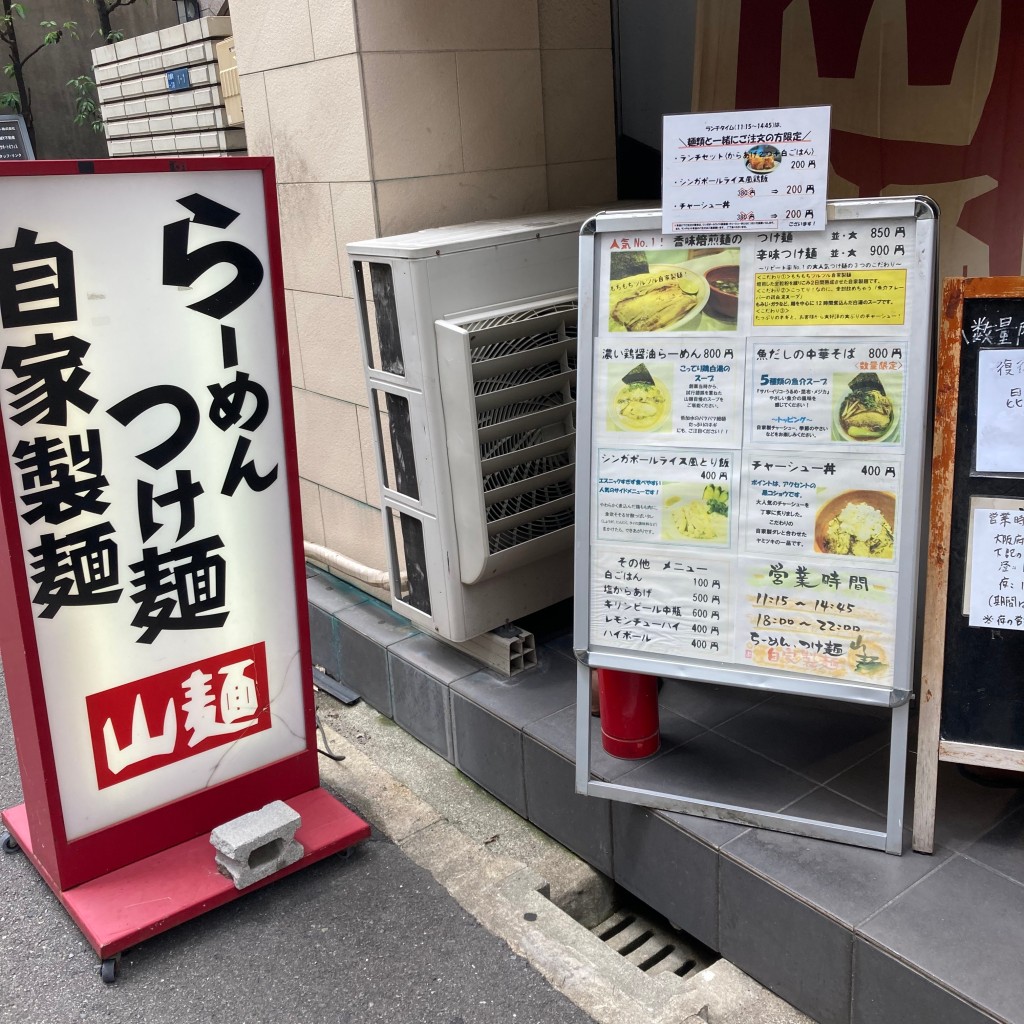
[831,372,901,443]
[606,362,672,433]
[703,264,739,320]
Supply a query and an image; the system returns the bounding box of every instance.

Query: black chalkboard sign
[0,115,32,160]
[942,295,1024,745]
[914,277,1024,853]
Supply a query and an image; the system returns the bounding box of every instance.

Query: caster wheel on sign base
[1,830,19,854]
[99,957,119,984]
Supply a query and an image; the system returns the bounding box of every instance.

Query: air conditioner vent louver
[436,295,578,583]
[486,477,574,521]
[489,504,576,553]
[482,444,572,491]
[477,388,567,427]
[470,328,566,363]
[463,301,578,336]
[467,306,575,555]
[475,361,565,396]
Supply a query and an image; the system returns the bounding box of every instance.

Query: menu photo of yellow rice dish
[608,268,708,332]
[607,362,672,433]
[814,490,896,559]
[662,484,729,544]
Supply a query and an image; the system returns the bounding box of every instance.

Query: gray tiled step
[859,855,1024,1023]
[309,572,1022,1024]
[852,940,1003,1024]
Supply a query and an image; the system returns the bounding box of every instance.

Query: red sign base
[1,787,370,960]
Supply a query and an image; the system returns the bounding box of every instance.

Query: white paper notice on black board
[0,114,33,160]
[976,348,1024,475]
[968,506,1024,629]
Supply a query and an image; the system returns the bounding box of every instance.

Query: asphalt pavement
[0,665,597,1024]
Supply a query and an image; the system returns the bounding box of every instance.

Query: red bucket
[597,668,660,759]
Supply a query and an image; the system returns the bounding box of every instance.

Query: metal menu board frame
[573,198,938,853]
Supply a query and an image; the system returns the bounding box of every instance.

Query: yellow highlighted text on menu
[753,269,907,327]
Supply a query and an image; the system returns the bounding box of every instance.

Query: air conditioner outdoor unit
[347,212,585,642]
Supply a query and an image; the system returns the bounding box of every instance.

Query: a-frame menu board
[574,198,938,853]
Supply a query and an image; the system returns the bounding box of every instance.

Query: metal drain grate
[591,906,717,980]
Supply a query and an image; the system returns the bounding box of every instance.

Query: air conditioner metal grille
[436,296,578,581]
[476,361,565,395]
[483,446,572,492]
[463,301,578,337]
[488,503,576,552]
[469,308,576,555]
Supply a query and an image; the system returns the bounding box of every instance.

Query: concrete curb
[315,697,815,1024]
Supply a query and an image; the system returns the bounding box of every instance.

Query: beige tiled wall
[355,0,540,51]
[459,51,546,171]
[232,0,615,581]
[276,183,344,294]
[541,48,616,164]
[359,0,616,237]
[292,292,366,405]
[376,167,550,236]
[234,0,386,570]
[539,0,615,49]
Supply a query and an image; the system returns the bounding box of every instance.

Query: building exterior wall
[18,0,177,158]
[229,0,617,580]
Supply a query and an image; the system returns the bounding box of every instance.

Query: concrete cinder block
[214,841,303,889]
[211,799,301,860]
[210,800,304,889]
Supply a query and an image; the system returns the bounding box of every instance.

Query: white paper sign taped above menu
[662,105,830,235]
[588,211,922,691]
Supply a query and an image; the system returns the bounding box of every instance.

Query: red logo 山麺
[85,642,271,789]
